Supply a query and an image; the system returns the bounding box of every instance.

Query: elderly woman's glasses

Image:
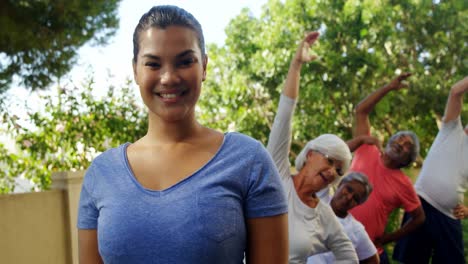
[315,150,344,176]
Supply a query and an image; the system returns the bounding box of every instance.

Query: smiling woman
[266,32,357,263]
[133,26,206,123]
[76,5,288,264]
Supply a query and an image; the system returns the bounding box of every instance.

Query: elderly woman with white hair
[266,31,358,264]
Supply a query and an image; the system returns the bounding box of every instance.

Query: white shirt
[267,95,358,264]
[415,117,468,218]
[306,208,377,263]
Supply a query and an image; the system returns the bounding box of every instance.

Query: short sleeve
[399,177,421,212]
[77,165,99,229]
[440,116,463,133]
[245,142,288,218]
[351,144,380,171]
[353,222,377,260]
[354,144,379,159]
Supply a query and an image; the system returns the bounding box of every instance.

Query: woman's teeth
[160,93,178,99]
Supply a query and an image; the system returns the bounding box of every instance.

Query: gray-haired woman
[308,172,380,263]
[266,32,357,264]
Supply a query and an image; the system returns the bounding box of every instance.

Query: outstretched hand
[293,31,320,64]
[387,72,411,91]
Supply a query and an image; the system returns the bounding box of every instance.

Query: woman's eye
[336,168,343,176]
[145,62,160,68]
[353,196,361,204]
[178,58,195,67]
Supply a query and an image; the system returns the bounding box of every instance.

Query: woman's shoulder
[317,200,334,213]
[345,214,366,232]
[225,132,260,144]
[217,132,274,163]
[82,143,129,192]
[317,201,340,223]
[223,132,264,152]
[91,143,128,167]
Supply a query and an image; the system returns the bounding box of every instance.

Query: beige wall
[0,171,84,264]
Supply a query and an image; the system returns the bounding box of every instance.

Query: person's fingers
[399,83,409,89]
[304,32,319,45]
[453,207,465,218]
[399,72,412,80]
[305,31,319,41]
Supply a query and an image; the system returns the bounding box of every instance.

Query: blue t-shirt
[78,132,288,263]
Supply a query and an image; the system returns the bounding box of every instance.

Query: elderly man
[308,172,380,264]
[346,73,425,264]
[393,76,468,264]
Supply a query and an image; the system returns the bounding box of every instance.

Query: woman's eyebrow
[141,54,159,60]
[141,50,196,60]
[175,50,196,58]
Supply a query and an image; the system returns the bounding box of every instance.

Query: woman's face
[133,26,207,122]
[330,180,366,217]
[303,150,344,191]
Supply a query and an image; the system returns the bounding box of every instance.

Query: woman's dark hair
[132,5,205,63]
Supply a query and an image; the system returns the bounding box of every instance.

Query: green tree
[1,0,467,198]
[199,1,466,260]
[0,0,121,93]
[0,79,147,193]
[200,0,468,159]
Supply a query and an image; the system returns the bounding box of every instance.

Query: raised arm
[282,31,319,99]
[346,135,382,153]
[354,73,411,136]
[266,32,319,178]
[443,76,468,123]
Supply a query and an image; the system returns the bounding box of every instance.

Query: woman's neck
[146,113,202,143]
[331,205,348,218]
[293,174,320,208]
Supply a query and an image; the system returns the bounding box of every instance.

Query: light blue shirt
[78,132,287,263]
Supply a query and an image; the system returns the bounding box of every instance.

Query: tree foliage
[0,0,467,194]
[0,79,147,193]
[201,0,468,159]
[0,0,121,93]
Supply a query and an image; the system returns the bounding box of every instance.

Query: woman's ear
[132,60,139,85]
[202,55,208,81]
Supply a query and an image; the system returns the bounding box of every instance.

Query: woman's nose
[160,67,180,85]
[327,166,339,176]
[324,168,338,182]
